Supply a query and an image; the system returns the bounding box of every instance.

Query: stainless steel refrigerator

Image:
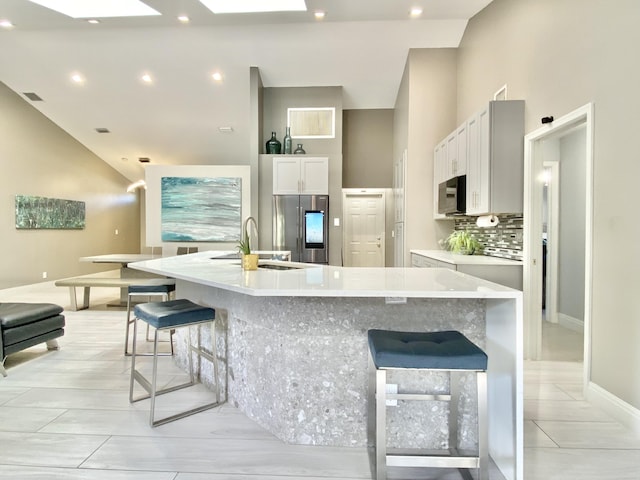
[273,195,329,263]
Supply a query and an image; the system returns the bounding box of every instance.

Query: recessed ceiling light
[314,11,325,20]
[0,19,14,28]
[138,157,151,163]
[141,73,153,84]
[409,7,423,18]
[199,0,307,14]
[95,127,110,133]
[71,73,85,83]
[87,18,100,24]
[212,72,223,82]
[178,15,190,23]
[26,0,161,18]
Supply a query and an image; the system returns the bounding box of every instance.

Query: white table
[80,254,159,305]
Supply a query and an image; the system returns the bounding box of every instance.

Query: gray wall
[259,86,343,266]
[558,128,586,322]
[457,0,640,409]
[0,82,139,289]
[342,109,394,188]
[262,86,343,156]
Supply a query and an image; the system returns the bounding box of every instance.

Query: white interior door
[342,190,386,267]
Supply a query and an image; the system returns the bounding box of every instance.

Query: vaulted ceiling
[0,0,493,181]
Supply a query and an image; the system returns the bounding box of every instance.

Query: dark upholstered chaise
[0,302,65,377]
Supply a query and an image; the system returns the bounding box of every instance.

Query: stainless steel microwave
[438,175,466,215]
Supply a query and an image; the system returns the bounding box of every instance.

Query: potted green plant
[446,230,484,255]
[238,217,259,270]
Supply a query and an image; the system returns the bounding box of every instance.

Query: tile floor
[1,281,639,479]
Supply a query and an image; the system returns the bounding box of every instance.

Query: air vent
[95,127,110,133]
[23,92,43,102]
[138,157,151,163]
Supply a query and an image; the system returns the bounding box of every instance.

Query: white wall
[457,0,640,410]
[394,49,457,265]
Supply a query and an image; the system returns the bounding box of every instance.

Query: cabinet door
[476,106,491,214]
[300,157,329,194]
[394,152,406,223]
[466,106,490,215]
[273,158,302,194]
[446,131,458,178]
[433,141,448,219]
[394,222,405,267]
[456,123,468,176]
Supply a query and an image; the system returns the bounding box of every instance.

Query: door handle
[376,236,381,248]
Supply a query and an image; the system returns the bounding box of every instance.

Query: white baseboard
[587,382,640,435]
[557,312,583,333]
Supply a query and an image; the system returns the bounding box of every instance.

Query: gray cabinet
[466,100,525,215]
[410,251,523,290]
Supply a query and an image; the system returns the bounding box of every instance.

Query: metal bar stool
[124,282,176,356]
[368,329,488,480]
[129,298,223,427]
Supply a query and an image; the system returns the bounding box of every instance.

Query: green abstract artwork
[15,195,85,229]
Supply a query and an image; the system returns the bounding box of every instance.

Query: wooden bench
[55,275,176,311]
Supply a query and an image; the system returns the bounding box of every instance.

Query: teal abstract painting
[15,195,85,229]
[161,176,242,242]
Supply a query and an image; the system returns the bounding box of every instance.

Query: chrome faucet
[242,216,259,252]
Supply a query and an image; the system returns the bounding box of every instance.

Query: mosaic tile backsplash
[454,214,523,261]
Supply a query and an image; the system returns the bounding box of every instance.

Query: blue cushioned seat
[128,284,176,295]
[134,299,215,330]
[368,329,487,371]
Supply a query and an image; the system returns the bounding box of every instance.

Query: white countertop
[411,249,523,266]
[128,250,521,299]
[80,254,155,265]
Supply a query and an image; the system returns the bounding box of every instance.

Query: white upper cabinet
[446,131,458,178]
[434,100,524,217]
[273,157,329,194]
[433,140,448,219]
[393,150,406,223]
[466,100,524,215]
[454,123,468,177]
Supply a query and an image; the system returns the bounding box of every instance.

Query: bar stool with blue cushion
[368,329,488,480]
[129,298,222,427]
[124,282,176,356]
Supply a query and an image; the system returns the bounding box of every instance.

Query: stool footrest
[387,453,480,469]
[131,369,196,400]
[189,344,215,363]
[380,393,451,401]
[151,401,222,427]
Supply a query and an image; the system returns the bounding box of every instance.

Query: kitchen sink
[258,263,305,271]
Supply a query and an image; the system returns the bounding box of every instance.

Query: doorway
[524,104,593,384]
[342,189,386,267]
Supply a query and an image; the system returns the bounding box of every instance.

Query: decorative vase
[266,132,281,154]
[241,253,259,271]
[294,143,306,154]
[283,127,292,155]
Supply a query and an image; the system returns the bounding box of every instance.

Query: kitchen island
[129,251,523,480]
